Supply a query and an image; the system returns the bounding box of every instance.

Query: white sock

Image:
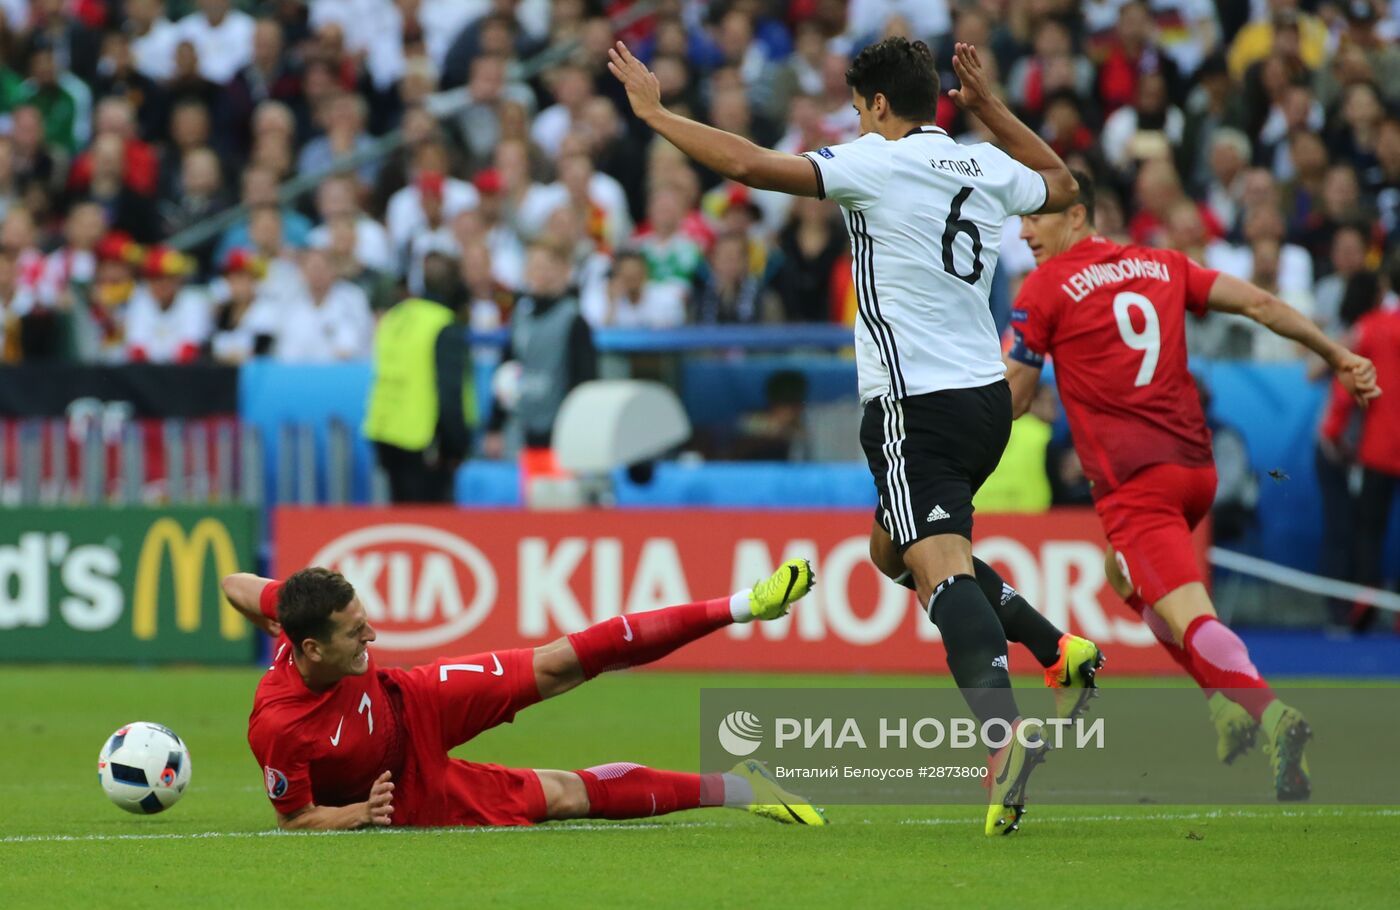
[722,772,755,807]
[729,589,753,623]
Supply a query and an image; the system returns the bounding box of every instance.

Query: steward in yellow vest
[364,253,477,502]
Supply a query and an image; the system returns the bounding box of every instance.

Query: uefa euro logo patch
[818,147,835,159]
[264,766,288,799]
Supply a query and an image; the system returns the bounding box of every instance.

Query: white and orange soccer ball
[98,722,192,814]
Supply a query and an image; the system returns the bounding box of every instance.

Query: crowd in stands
[0,0,1396,369]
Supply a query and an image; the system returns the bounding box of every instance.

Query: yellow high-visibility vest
[363,298,473,450]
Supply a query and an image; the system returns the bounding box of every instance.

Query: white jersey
[804,126,1047,402]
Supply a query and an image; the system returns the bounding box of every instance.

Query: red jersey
[1010,235,1219,496]
[247,581,401,815]
[1321,306,1400,476]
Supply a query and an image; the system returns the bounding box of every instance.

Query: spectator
[453,54,536,168]
[158,148,229,272]
[530,63,595,159]
[160,96,215,185]
[206,249,276,364]
[1315,270,1379,628]
[774,196,845,323]
[403,171,458,296]
[385,141,478,257]
[166,40,221,117]
[274,247,373,363]
[123,247,209,364]
[0,247,33,362]
[306,175,394,275]
[1202,128,1251,232]
[68,97,158,199]
[177,0,255,85]
[1313,223,1372,337]
[364,251,478,504]
[297,92,378,186]
[224,17,303,163]
[244,203,308,308]
[1005,19,1094,125]
[1227,2,1328,80]
[125,0,179,83]
[690,232,777,325]
[72,230,141,362]
[1101,71,1185,176]
[1320,262,1400,630]
[484,241,597,455]
[635,185,704,290]
[18,38,85,154]
[92,30,165,141]
[36,199,105,311]
[1098,0,1183,113]
[80,133,157,242]
[214,165,312,265]
[580,248,684,329]
[7,105,61,203]
[727,369,809,462]
[321,212,397,312]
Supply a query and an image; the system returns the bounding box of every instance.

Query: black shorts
[861,381,1012,550]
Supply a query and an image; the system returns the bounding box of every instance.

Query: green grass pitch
[2,667,1396,909]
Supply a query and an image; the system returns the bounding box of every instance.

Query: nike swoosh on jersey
[330,716,344,747]
[490,653,503,676]
[621,616,634,642]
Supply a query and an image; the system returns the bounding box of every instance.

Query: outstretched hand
[948,42,995,113]
[607,41,663,123]
[364,771,394,827]
[1336,351,1382,408]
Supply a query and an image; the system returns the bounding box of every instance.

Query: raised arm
[948,43,1077,212]
[1005,358,1043,419]
[221,572,281,637]
[607,42,819,196]
[1206,272,1381,406]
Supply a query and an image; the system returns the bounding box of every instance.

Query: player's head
[278,568,375,678]
[525,241,572,298]
[1019,169,1096,264]
[845,37,939,135]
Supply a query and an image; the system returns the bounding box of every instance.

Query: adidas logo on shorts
[926,505,951,522]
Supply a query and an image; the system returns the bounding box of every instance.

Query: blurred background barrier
[0,506,258,663]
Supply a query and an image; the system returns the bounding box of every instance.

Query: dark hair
[1069,169,1096,225]
[278,568,356,651]
[1341,270,1381,328]
[845,37,939,121]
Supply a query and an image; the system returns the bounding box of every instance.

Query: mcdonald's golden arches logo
[133,517,245,641]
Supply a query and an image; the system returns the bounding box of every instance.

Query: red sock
[567,598,732,679]
[1127,593,1215,697]
[576,763,724,818]
[1181,615,1274,720]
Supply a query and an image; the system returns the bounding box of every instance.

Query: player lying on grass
[221,561,827,829]
[1007,170,1380,801]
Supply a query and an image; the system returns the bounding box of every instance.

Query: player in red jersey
[224,562,827,829]
[1006,171,1379,800]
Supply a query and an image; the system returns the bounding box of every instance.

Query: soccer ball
[98,722,192,814]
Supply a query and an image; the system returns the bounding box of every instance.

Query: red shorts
[381,649,547,827]
[1095,462,1216,605]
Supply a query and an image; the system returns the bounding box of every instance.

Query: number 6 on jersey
[1113,291,1160,387]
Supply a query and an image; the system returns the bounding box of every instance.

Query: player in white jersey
[609,38,1094,836]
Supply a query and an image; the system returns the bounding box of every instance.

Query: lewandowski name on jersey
[1060,257,1172,302]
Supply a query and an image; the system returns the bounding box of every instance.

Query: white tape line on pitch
[5,808,1400,844]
